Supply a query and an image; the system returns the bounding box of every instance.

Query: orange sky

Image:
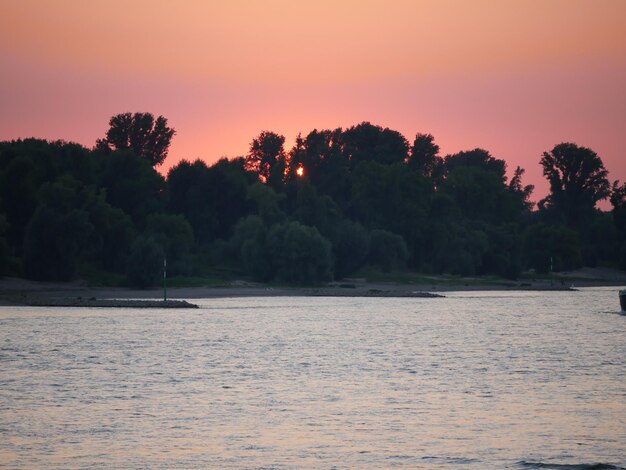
[1,0,625,203]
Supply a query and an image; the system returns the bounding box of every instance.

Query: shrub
[126,236,164,288]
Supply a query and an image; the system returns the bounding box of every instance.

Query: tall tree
[539,143,610,227]
[96,150,167,225]
[97,112,175,167]
[407,133,441,179]
[508,166,535,213]
[287,128,351,209]
[245,131,286,187]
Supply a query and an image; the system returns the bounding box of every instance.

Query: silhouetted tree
[508,166,535,213]
[0,139,97,251]
[440,165,506,223]
[298,129,352,209]
[168,159,212,244]
[539,143,610,228]
[351,161,430,232]
[408,133,442,179]
[444,148,507,181]
[168,157,252,245]
[342,122,409,168]
[245,131,287,187]
[3,120,626,285]
[439,149,529,224]
[97,112,175,166]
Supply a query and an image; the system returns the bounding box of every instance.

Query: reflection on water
[0,287,624,469]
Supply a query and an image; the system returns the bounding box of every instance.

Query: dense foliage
[0,116,623,287]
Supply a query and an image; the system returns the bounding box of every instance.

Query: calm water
[0,287,625,469]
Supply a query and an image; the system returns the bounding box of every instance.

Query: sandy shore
[1,267,625,307]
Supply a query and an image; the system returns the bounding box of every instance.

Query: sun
[296,165,304,177]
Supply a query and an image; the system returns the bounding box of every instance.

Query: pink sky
[1,0,625,204]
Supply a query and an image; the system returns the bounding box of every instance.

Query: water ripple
[0,287,624,468]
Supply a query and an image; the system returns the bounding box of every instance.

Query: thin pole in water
[163,257,167,302]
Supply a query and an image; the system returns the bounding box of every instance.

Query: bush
[368,229,409,272]
[228,215,271,280]
[241,238,273,282]
[523,223,582,272]
[23,207,93,281]
[89,202,135,272]
[331,220,370,278]
[146,213,194,274]
[481,224,522,279]
[0,214,10,277]
[266,221,332,283]
[126,236,164,288]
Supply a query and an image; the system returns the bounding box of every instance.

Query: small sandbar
[23,297,199,308]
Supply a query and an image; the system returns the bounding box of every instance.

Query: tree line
[1,112,624,287]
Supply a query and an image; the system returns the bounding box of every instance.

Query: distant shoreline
[1,268,625,307]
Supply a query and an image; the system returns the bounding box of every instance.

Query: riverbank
[1,267,625,307]
[0,279,444,306]
[23,297,199,308]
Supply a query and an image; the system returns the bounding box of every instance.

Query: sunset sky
[1,0,625,202]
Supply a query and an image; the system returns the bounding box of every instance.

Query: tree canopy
[97,112,175,167]
[1,116,624,286]
[539,143,610,228]
[408,133,441,179]
[244,131,286,187]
